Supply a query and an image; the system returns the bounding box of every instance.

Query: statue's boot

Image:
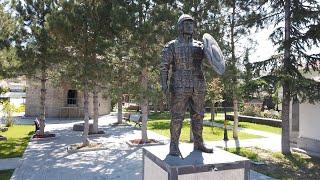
[169,119,183,157]
[192,117,213,153]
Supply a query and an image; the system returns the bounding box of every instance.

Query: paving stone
[11,114,276,180]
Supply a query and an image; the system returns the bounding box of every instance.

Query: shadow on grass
[228,147,320,179]
[148,112,190,121]
[148,112,170,120]
[0,169,14,180]
[226,147,259,162]
[0,136,30,158]
[148,121,170,130]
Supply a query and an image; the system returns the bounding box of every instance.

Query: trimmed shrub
[242,104,261,117]
[2,102,15,127]
[261,110,280,119]
[15,104,25,113]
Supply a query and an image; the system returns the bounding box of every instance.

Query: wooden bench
[123,113,131,122]
[129,114,142,127]
[34,119,40,132]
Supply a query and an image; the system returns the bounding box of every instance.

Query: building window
[67,90,77,105]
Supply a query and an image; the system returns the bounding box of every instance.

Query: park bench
[34,118,46,133]
[123,113,131,122]
[129,114,142,127]
[34,119,40,132]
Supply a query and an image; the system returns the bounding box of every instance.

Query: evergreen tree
[253,0,320,154]
[221,0,266,139]
[127,0,158,142]
[0,2,19,81]
[49,0,113,145]
[13,0,60,136]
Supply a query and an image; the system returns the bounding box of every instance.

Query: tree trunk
[92,86,99,134]
[82,81,90,146]
[233,98,239,139]
[159,100,164,113]
[189,120,194,142]
[230,0,239,140]
[39,69,46,136]
[281,0,291,155]
[141,67,148,142]
[211,101,215,121]
[153,99,158,113]
[117,96,123,124]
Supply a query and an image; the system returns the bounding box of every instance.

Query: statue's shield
[203,33,225,75]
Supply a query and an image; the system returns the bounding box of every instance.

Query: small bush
[15,104,25,113]
[242,104,261,117]
[2,102,15,127]
[261,110,280,119]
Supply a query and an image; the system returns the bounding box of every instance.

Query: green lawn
[148,120,262,142]
[0,169,14,180]
[149,112,281,134]
[213,120,281,134]
[0,125,34,158]
[227,147,320,179]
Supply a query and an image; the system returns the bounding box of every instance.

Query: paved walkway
[203,120,282,152]
[0,158,21,170]
[7,114,277,180]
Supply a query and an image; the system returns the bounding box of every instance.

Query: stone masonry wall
[25,79,111,118]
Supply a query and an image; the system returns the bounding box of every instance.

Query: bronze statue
[160,14,225,156]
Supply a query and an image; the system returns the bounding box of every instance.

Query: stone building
[25,79,111,118]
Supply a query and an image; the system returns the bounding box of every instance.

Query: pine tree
[0,2,19,81]
[253,0,320,154]
[49,0,113,145]
[13,0,60,136]
[221,0,266,139]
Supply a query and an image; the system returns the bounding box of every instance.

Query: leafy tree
[207,78,224,121]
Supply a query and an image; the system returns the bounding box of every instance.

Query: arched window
[67,90,77,105]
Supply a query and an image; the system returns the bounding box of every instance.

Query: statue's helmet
[177,14,194,33]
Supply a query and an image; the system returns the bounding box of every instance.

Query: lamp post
[223,107,228,141]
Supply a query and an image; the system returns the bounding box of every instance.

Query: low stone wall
[225,114,281,127]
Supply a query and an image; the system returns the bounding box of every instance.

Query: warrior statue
[160,14,225,156]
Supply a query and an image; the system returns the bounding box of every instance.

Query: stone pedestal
[143,143,250,180]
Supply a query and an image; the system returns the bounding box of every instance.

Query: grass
[214,120,282,134]
[227,147,320,179]
[0,169,14,180]
[0,125,34,158]
[147,120,262,142]
[149,112,281,134]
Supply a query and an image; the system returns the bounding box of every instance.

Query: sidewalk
[9,114,277,180]
[0,158,21,170]
[203,120,280,138]
[203,120,281,152]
